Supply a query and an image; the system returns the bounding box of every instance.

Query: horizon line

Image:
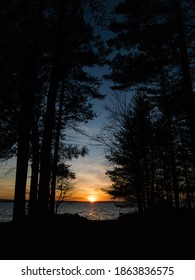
[0,199,123,203]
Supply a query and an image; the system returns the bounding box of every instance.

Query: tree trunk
[167,116,180,209]
[160,68,180,208]
[29,118,40,217]
[134,157,144,214]
[13,22,33,224]
[49,82,65,214]
[173,0,195,160]
[38,40,63,217]
[13,86,32,223]
[169,136,180,208]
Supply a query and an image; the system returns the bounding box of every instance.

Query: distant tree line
[0,0,105,222]
[101,0,195,213]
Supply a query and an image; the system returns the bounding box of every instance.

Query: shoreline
[0,209,195,260]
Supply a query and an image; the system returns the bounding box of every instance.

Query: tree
[48,68,102,214]
[37,0,105,217]
[54,163,76,214]
[106,0,195,155]
[101,87,195,211]
[100,93,153,213]
[0,0,106,221]
[0,0,46,223]
[171,0,195,159]
[101,0,195,211]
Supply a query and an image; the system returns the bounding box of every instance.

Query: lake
[0,201,138,222]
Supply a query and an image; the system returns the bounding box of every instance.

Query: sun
[87,195,97,203]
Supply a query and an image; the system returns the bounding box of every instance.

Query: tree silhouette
[101,0,195,211]
[54,163,76,214]
[102,93,153,213]
[106,0,195,154]
[0,0,106,222]
[37,0,105,217]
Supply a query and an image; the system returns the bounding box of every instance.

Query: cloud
[66,154,111,201]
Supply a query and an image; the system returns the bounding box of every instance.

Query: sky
[64,75,116,202]
[0,70,119,202]
[0,0,125,202]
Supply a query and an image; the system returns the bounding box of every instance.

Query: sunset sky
[0,151,112,202]
[0,0,123,203]
[0,70,118,202]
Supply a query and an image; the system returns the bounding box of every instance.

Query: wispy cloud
[68,154,111,201]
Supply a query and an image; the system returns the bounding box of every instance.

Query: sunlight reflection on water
[0,201,138,222]
[57,202,137,220]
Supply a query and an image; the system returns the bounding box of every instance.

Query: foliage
[0,0,107,221]
[100,0,195,213]
[54,163,76,214]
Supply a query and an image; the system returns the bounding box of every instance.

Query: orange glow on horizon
[0,137,114,202]
[0,163,113,202]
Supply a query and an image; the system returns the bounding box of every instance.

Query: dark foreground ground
[0,208,195,260]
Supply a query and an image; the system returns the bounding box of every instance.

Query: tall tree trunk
[160,69,180,208]
[13,83,32,223]
[183,161,191,208]
[29,118,40,217]
[38,33,64,216]
[38,57,61,216]
[173,0,195,160]
[13,0,44,223]
[134,157,144,214]
[166,115,180,209]
[162,154,173,207]
[49,82,65,214]
[180,133,192,208]
[13,20,33,224]
[150,144,156,208]
[169,133,180,208]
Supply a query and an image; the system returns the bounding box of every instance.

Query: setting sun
[87,195,96,203]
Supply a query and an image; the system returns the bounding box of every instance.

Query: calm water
[0,201,137,222]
